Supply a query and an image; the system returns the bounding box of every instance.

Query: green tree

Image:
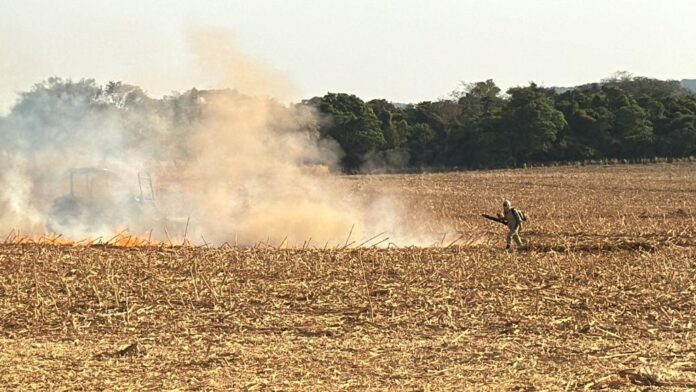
[664,113,696,156]
[308,93,385,171]
[447,80,505,166]
[454,79,503,118]
[367,99,406,150]
[502,84,567,163]
[601,85,654,157]
[403,122,436,166]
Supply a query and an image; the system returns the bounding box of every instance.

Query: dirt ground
[1,163,695,390]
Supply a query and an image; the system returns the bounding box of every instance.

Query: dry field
[1,163,695,391]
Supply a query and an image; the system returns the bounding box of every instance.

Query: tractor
[46,167,188,240]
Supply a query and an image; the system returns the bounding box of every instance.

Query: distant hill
[681,79,696,93]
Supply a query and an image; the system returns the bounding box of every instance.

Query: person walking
[502,200,526,250]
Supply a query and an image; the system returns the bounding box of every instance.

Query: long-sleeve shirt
[503,208,523,230]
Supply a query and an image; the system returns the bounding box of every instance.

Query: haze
[1,0,695,113]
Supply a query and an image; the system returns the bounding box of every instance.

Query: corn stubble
[1,163,695,390]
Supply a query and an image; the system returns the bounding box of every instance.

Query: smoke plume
[0,28,438,246]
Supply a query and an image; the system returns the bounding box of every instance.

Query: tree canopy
[307,74,696,171]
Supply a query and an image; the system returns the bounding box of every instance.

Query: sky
[1,0,695,113]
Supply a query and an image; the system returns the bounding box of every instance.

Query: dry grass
[1,163,695,391]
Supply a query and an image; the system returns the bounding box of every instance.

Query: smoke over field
[0,29,437,246]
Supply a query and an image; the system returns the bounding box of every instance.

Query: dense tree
[367,99,405,150]
[306,93,385,170]
[502,84,567,163]
[454,79,503,117]
[447,80,506,166]
[304,75,696,171]
[403,122,436,166]
[664,113,696,156]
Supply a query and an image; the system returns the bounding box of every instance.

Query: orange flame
[2,230,189,247]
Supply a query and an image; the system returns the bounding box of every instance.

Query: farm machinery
[46,167,189,239]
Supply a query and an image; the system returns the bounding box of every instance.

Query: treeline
[3,74,696,173]
[305,73,696,172]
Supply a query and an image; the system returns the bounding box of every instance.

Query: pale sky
[1,0,695,113]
